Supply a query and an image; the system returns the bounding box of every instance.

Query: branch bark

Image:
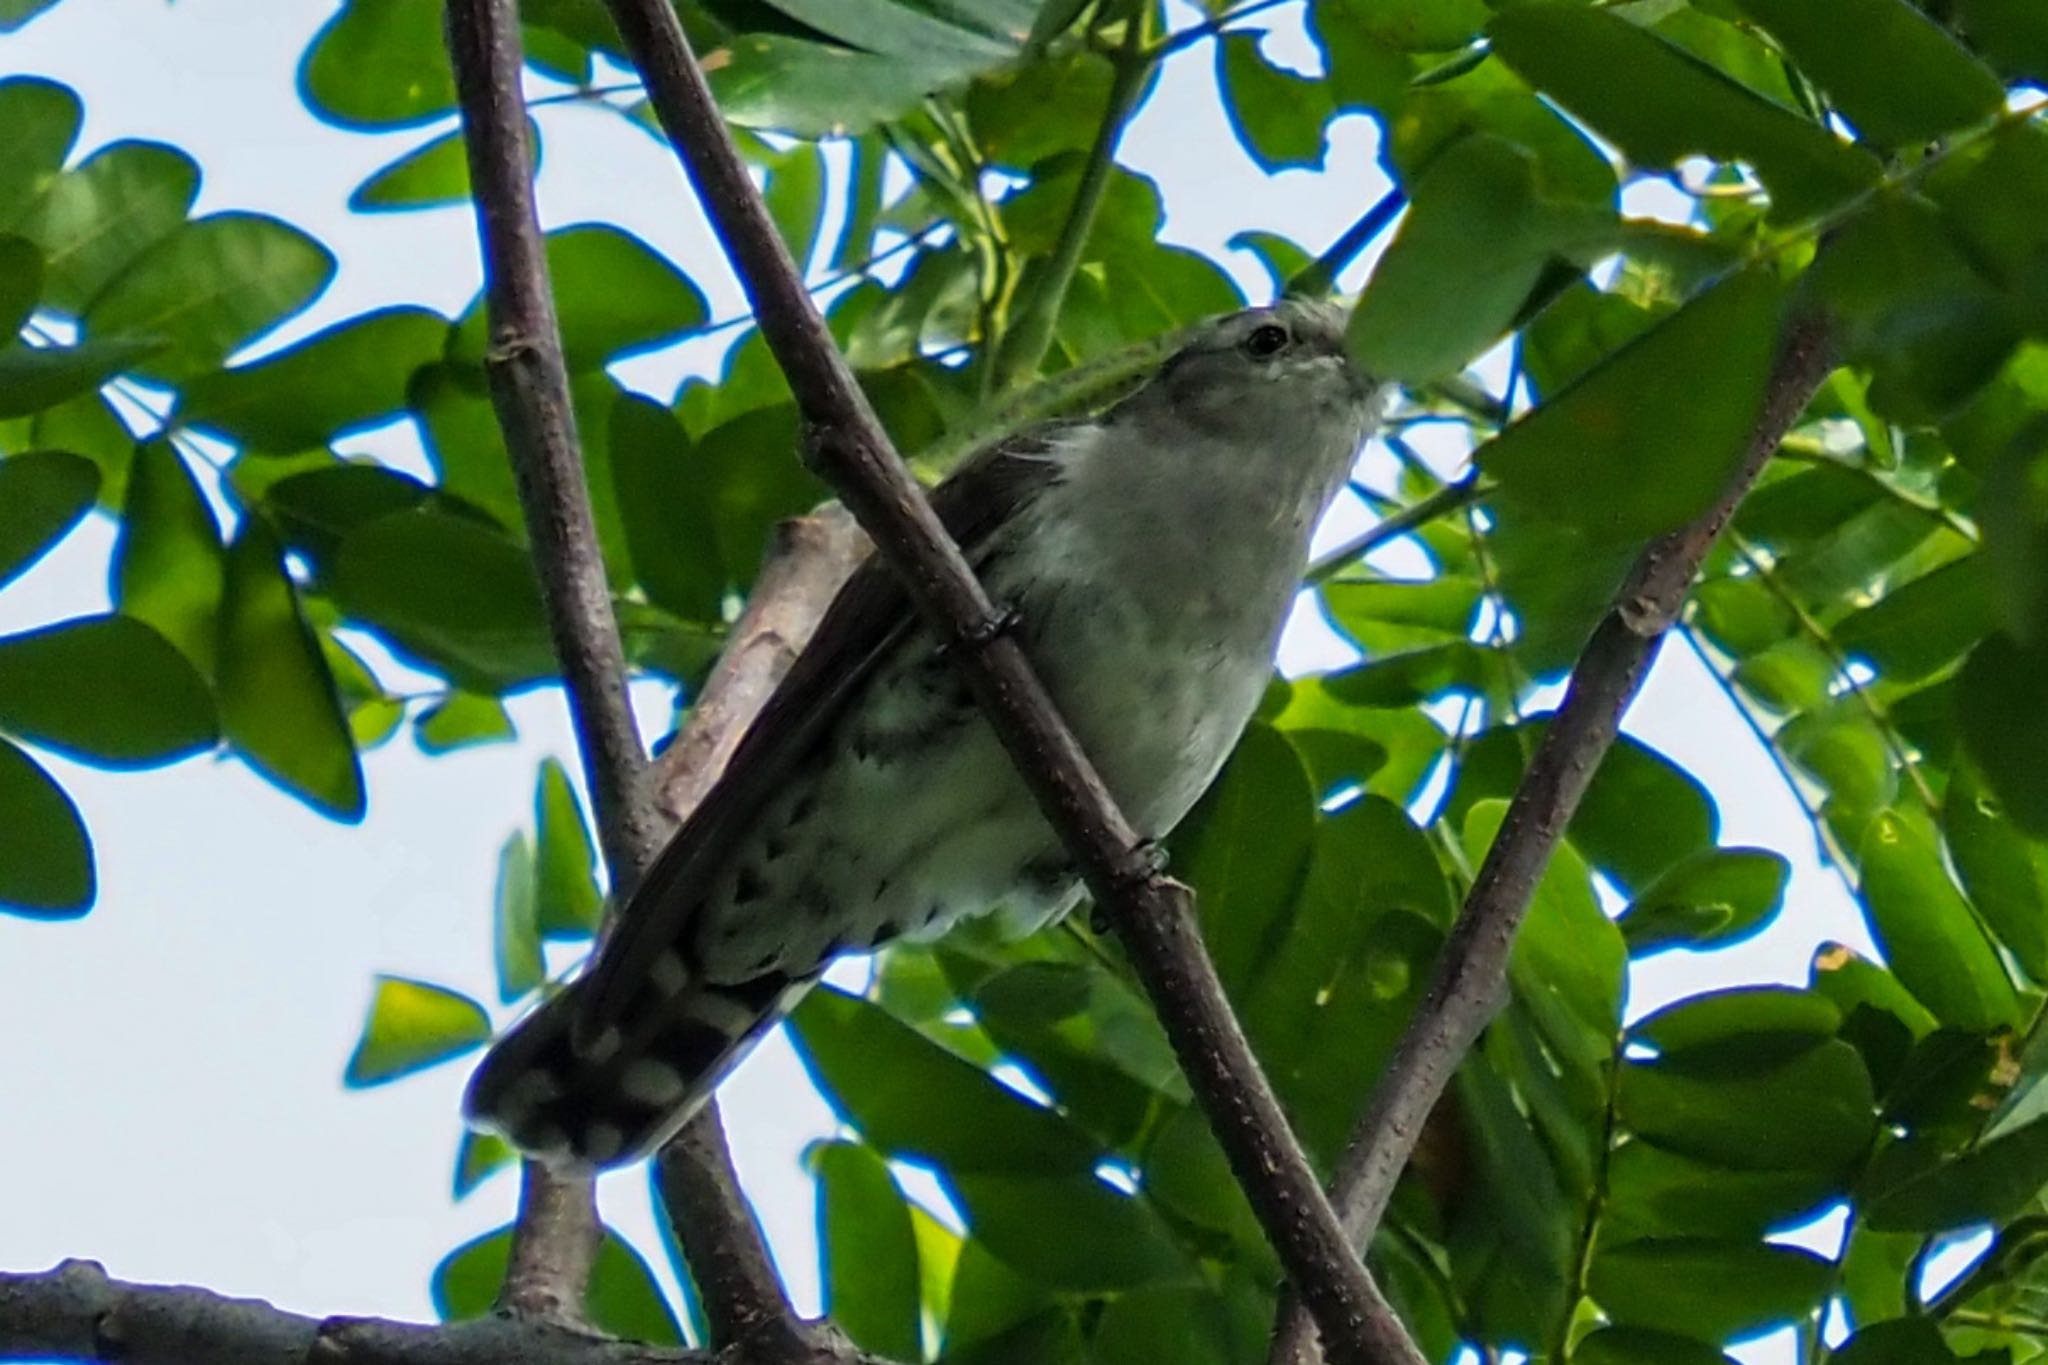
[1266,313,1836,1365]
[443,0,796,1344]
[0,1263,889,1365]
[594,4,1424,1363]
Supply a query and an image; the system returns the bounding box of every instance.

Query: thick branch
[443,0,796,1342]
[595,4,1424,1362]
[1267,313,1836,1365]
[0,1262,702,1365]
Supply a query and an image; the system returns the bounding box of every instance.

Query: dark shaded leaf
[343,975,491,1085]
[787,985,1099,1174]
[0,337,161,419]
[1831,1318,1960,1365]
[1575,1326,1737,1365]
[951,1168,1192,1292]
[609,392,724,621]
[0,77,80,233]
[1733,0,2003,148]
[180,306,448,452]
[1958,633,2048,837]
[1835,556,1998,684]
[0,235,39,336]
[1867,1116,2048,1232]
[1588,1238,1833,1339]
[0,448,96,590]
[0,735,92,916]
[1488,6,1880,221]
[1480,268,1791,542]
[1619,1038,1874,1172]
[1216,34,1333,172]
[218,521,366,820]
[1947,763,2048,982]
[0,614,214,767]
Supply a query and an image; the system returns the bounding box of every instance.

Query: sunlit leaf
[533,757,602,937]
[343,975,491,1085]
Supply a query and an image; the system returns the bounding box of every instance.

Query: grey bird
[464,298,1387,1169]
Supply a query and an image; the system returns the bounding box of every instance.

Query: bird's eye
[1243,323,1290,358]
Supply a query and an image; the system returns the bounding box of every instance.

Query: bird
[463,297,1388,1170]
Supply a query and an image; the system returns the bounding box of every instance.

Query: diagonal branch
[595,2,1426,1362]
[443,0,797,1342]
[1267,313,1837,1365]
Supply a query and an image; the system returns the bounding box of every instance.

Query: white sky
[0,3,1889,1361]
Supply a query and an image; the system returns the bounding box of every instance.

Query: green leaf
[1587,1237,1833,1340]
[432,1225,683,1343]
[1959,0,2048,80]
[1090,1287,1243,1365]
[0,236,40,336]
[1977,418,2048,647]
[1618,847,1790,954]
[1830,1319,1960,1365]
[350,123,533,212]
[416,691,516,754]
[813,1140,921,1362]
[0,449,96,590]
[707,35,970,138]
[113,440,223,676]
[787,985,1100,1173]
[0,337,161,419]
[1732,0,2004,148]
[299,0,458,129]
[1619,1038,1874,1173]
[180,306,449,452]
[1860,806,2021,1029]
[1574,1326,1737,1365]
[1488,5,1880,222]
[330,509,554,692]
[1834,556,1998,685]
[950,1168,1192,1292]
[262,464,433,567]
[24,140,200,314]
[0,735,92,916]
[0,615,215,767]
[1959,633,2048,837]
[1480,268,1790,542]
[1602,1141,1841,1243]
[1349,135,1607,385]
[1631,986,1842,1066]
[1216,34,1334,173]
[1946,763,2048,982]
[0,78,80,233]
[1808,196,2018,424]
[533,757,602,937]
[84,213,335,383]
[1169,722,1318,992]
[759,138,827,268]
[492,831,541,1002]
[609,392,724,621]
[217,521,366,821]
[1325,0,1488,52]
[1867,1115,2048,1232]
[451,1128,516,1199]
[343,975,491,1085]
[451,225,707,372]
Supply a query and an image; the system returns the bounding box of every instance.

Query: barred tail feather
[463,964,813,1170]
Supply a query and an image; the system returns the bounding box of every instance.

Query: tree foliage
[4,0,2048,1362]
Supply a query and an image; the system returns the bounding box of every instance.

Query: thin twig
[595,2,1426,1360]
[1287,187,1406,301]
[1306,476,1487,584]
[989,10,1153,391]
[444,0,795,1339]
[1267,314,1837,1365]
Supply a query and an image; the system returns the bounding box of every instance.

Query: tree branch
[1266,312,1836,1365]
[0,1263,891,1365]
[594,3,1426,1362]
[988,9,1153,391]
[443,0,796,1343]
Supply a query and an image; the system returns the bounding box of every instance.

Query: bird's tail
[463,964,814,1170]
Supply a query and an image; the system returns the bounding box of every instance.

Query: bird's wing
[573,426,1074,1038]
